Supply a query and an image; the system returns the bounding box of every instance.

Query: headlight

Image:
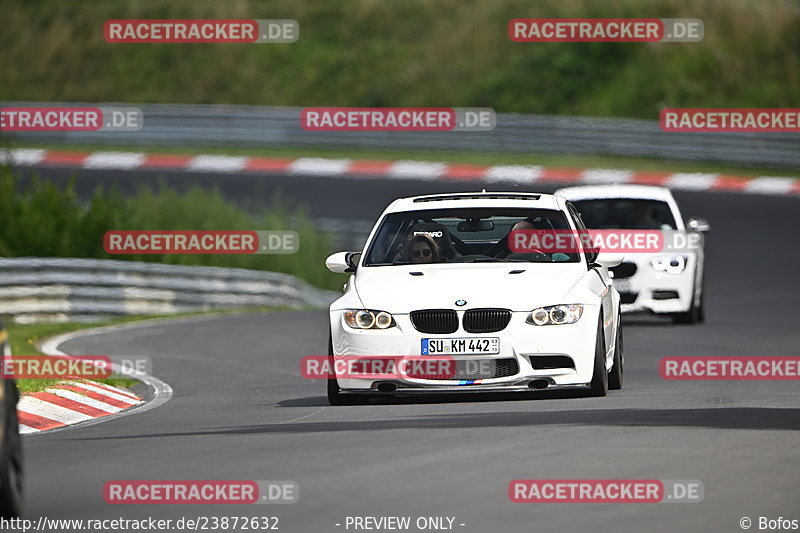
[343,309,396,329]
[651,255,687,274]
[527,304,583,326]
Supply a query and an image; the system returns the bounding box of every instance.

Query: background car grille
[463,308,512,333]
[410,309,459,334]
[610,262,637,279]
[405,358,519,380]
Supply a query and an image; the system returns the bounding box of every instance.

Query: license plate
[421,337,499,355]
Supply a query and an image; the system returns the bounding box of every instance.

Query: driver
[497,217,571,261]
[491,217,539,257]
[631,203,662,229]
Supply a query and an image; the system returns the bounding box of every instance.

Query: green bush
[0,166,341,290]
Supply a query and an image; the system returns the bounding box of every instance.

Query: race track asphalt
[16,165,800,533]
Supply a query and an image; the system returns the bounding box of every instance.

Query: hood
[353,263,586,313]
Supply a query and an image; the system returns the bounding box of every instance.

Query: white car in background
[555,185,708,324]
[324,191,624,405]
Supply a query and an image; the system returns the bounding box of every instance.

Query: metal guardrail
[0,258,339,323]
[2,102,799,168]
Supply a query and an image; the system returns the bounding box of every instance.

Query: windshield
[571,199,677,229]
[363,208,581,266]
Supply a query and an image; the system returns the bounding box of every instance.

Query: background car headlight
[651,255,688,274]
[527,304,583,325]
[343,309,396,329]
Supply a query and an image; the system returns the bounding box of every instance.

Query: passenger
[405,234,441,264]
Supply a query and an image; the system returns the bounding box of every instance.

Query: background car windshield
[571,199,677,229]
[363,208,580,265]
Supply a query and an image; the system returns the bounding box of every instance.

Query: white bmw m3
[324,191,624,405]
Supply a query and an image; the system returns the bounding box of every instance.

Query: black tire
[696,280,706,324]
[326,368,352,406]
[326,335,364,406]
[608,319,624,391]
[0,388,23,518]
[672,271,704,324]
[672,295,700,324]
[588,318,608,397]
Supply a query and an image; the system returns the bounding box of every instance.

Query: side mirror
[686,218,710,233]
[594,252,624,268]
[326,251,361,273]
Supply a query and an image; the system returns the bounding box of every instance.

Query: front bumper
[329,307,600,392]
[614,258,697,314]
[340,382,591,395]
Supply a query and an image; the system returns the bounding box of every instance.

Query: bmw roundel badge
[455,299,467,306]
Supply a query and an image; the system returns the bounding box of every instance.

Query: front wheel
[672,271,704,324]
[608,319,624,390]
[696,280,706,323]
[327,369,352,406]
[671,299,700,324]
[326,335,366,406]
[588,318,608,397]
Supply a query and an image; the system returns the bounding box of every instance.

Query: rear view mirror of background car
[326,251,360,273]
[456,219,494,232]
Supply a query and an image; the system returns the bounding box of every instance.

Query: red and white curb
[17,380,142,434]
[2,148,799,196]
[16,320,176,435]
